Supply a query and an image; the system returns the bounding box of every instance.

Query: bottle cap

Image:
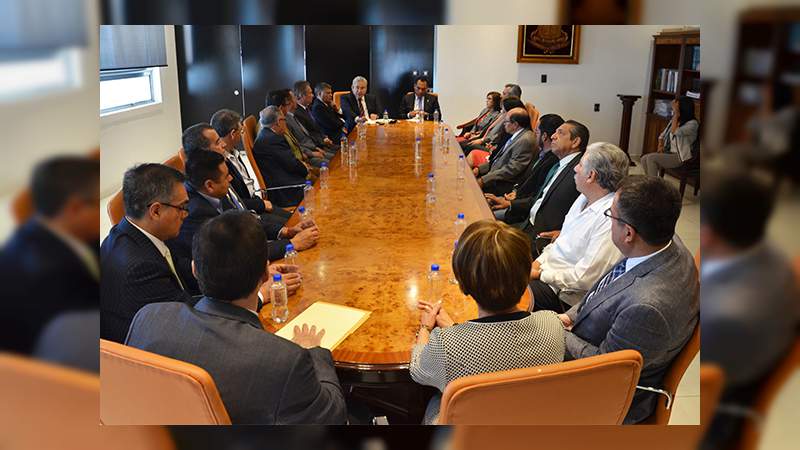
[431,264,440,271]
[285,244,294,252]
[321,162,328,167]
[454,240,459,247]
[428,172,434,178]
[457,213,464,219]
[305,180,312,185]
[298,206,306,213]
[459,154,464,159]
[273,273,282,282]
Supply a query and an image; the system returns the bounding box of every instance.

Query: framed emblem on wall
[517,25,581,64]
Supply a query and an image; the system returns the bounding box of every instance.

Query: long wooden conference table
[258,121,530,417]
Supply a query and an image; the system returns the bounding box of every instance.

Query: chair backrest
[163,152,185,173]
[699,364,725,434]
[333,91,349,110]
[438,349,643,425]
[242,115,268,190]
[525,101,541,131]
[737,336,800,450]
[100,339,231,425]
[0,352,174,449]
[642,320,701,425]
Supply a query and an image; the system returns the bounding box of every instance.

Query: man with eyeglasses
[101,163,195,343]
[557,175,699,424]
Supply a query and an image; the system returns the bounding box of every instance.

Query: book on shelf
[686,91,701,99]
[691,46,701,71]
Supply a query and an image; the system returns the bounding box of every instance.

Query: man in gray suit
[699,167,797,450]
[126,211,347,424]
[474,107,537,196]
[558,175,699,424]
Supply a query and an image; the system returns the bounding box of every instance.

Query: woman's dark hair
[502,96,524,112]
[487,91,502,111]
[453,220,532,313]
[676,96,696,126]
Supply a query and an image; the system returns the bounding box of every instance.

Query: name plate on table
[275,302,371,350]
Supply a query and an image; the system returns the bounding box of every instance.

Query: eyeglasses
[603,208,636,231]
[149,201,189,213]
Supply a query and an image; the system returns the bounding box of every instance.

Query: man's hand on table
[292,324,325,348]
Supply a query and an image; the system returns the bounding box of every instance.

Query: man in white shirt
[340,75,382,133]
[528,142,630,313]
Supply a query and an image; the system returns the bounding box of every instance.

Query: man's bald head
[506,107,531,129]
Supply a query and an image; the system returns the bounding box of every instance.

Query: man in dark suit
[700,168,797,449]
[126,211,347,424]
[253,106,312,208]
[268,89,332,167]
[340,75,382,133]
[100,163,195,343]
[509,120,588,255]
[310,82,346,142]
[0,157,99,354]
[399,76,441,121]
[209,110,291,225]
[292,80,339,153]
[472,107,536,196]
[485,114,564,219]
[558,176,699,424]
[169,151,318,267]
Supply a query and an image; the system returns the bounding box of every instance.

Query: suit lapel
[540,151,581,206]
[118,218,183,288]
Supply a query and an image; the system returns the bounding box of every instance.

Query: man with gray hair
[340,75,381,133]
[253,105,310,208]
[528,142,629,312]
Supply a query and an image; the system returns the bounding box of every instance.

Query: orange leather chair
[699,364,725,434]
[734,336,800,450]
[438,349,643,425]
[638,320,701,424]
[242,115,268,190]
[333,91,349,111]
[100,339,231,425]
[525,101,541,131]
[0,352,174,450]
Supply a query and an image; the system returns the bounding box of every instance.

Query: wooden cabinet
[641,29,701,156]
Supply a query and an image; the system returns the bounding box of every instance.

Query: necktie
[533,162,560,201]
[227,188,245,211]
[284,132,305,161]
[163,248,185,291]
[584,259,627,305]
[358,98,366,117]
[417,96,424,111]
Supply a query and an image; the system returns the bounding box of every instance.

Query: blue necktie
[584,259,627,305]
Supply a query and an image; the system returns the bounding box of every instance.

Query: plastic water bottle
[319,162,329,189]
[349,141,358,167]
[454,213,466,238]
[433,109,440,124]
[414,137,422,161]
[383,109,389,120]
[298,205,311,222]
[270,274,289,323]
[426,173,436,204]
[457,154,466,179]
[449,240,459,285]
[427,264,442,304]
[303,180,314,212]
[284,243,298,266]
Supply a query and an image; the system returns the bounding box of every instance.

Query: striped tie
[584,259,627,305]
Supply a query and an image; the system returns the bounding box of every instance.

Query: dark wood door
[174,26,244,130]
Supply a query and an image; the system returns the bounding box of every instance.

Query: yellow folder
[274,302,371,350]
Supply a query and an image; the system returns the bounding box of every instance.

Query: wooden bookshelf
[725,7,800,143]
[641,29,701,157]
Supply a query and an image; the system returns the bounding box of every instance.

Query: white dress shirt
[528,151,581,226]
[127,218,185,290]
[536,192,621,306]
[225,150,258,195]
[625,240,672,273]
[416,95,424,111]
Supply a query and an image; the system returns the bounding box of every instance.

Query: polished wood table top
[259,121,530,370]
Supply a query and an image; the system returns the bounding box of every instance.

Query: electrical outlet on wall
[594,103,600,112]
[541,74,547,83]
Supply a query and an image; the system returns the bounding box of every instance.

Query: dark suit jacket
[100,217,194,343]
[0,220,98,353]
[477,129,536,196]
[565,237,699,424]
[167,183,288,264]
[506,151,582,236]
[399,93,441,120]
[253,127,308,208]
[126,297,347,424]
[226,158,265,214]
[340,92,381,133]
[310,98,345,141]
[515,150,559,199]
[294,104,329,147]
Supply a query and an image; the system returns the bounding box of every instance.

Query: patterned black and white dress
[410,310,565,424]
